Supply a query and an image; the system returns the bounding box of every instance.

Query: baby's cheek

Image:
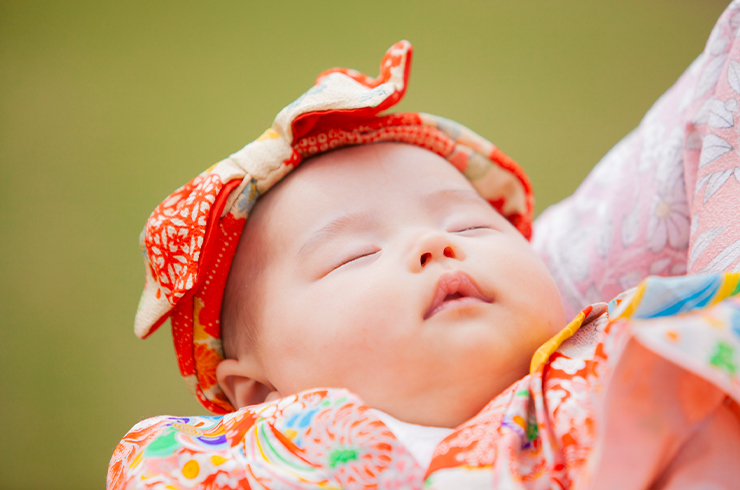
[515,248,566,319]
[533,275,567,332]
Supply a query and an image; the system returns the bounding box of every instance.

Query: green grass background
[0,1,730,488]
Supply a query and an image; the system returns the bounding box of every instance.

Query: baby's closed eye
[449,224,497,235]
[333,249,380,270]
[453,225,491,232]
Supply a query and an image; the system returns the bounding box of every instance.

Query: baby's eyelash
[335,250,378,269]
[453,226,490,233]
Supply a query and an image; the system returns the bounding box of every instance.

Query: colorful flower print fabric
[533,1,740,320]
[109,273,740,489]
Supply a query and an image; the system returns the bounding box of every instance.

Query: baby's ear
[216,358,276,409]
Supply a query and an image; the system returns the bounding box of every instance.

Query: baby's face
[232,143,565,427]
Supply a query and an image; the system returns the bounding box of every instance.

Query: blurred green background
[0,1,729,488]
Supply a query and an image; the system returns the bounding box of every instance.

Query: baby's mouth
[424,272,492,319]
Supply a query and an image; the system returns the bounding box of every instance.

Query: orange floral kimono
[108,273,740,489]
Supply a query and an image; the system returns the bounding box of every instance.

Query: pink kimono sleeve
[533,2,740,320]
[685,12,740,277]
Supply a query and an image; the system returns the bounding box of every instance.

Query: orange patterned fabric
[142,172,223,308]
[134,41,533,413]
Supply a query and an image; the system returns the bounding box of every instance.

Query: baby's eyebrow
[424,188,486,207]
[298,211,379,258]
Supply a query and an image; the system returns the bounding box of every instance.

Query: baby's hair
[221,236,267,359]
[221,289,257,360]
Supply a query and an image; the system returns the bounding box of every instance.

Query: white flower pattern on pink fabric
[533,1,740,317]
[646,169,690,253]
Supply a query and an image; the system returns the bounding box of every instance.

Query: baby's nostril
[443,246,455,258]
[420,252,431,266]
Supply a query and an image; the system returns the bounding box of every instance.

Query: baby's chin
[354,364,531,428]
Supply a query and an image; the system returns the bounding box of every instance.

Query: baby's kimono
[108,273,740,489]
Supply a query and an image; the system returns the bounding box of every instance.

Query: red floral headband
[135,41,534,414]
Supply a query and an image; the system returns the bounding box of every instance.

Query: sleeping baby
[108,42,740,489]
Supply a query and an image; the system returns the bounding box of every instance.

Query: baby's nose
[409,233,464,272]
[420,246,456,266]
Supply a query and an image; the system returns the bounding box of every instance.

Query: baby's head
[217,142,564,427]
[133,41,564,426]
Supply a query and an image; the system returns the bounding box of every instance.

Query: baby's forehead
[254,143,481,228]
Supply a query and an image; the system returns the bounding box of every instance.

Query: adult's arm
[533,1,740,319]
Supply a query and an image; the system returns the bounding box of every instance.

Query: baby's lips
[424,271,492,319]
